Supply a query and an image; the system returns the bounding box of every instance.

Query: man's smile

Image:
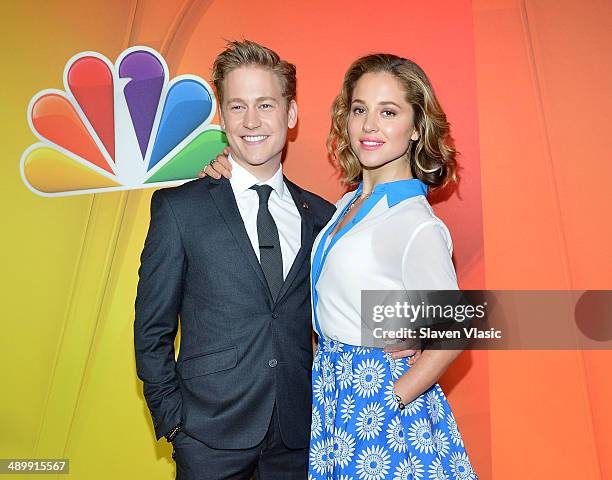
[241,135,270,144]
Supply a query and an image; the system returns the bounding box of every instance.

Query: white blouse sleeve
[401,220,459,291]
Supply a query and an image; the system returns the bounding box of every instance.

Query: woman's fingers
[204,153,232,179]
[390,349,416,359]
[388,348,422,366]
[211,154,232,178]
[215,153,232,170]
[199,162,222,179]
[407,350,421,365]
[198,151,233,179]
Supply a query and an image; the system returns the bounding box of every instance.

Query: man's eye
[230,105,243,111]
[260,104,273,109]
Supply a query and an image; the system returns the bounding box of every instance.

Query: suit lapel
[275,178,315,304]
[207,177,273,304]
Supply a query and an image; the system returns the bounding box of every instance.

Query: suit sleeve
[134,189,185,441]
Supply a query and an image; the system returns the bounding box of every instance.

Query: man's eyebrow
[256,97,280,103]
[225,97,279,103]
[351,98,402,108]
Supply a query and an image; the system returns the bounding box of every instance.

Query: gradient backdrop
[1,0,611,479]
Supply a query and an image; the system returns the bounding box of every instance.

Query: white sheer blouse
[310,179,458,346]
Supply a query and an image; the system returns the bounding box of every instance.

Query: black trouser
[171,402,308,480]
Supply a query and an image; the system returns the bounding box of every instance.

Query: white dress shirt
[228,155,301,279]
[311,179,458,346]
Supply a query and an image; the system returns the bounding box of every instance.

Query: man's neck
[231,154,282,182]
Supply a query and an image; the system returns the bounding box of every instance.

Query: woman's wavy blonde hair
[328,54,457,189]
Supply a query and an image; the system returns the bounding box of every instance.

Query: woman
[204,54,476,480]
[307,54,476,480]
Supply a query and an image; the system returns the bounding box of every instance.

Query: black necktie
[250,185,283,300]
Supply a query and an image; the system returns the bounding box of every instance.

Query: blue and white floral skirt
[308,337,477,480]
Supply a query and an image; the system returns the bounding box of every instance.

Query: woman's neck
[361,158,413,195]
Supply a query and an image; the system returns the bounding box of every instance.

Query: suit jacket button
[272,313,279,319]
[268,359,278,368]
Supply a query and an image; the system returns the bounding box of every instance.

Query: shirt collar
[228,154,286,198]
[356,178,428,207]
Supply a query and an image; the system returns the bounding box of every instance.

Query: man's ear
[287,99,298,129]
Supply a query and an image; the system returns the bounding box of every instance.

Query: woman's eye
[382,110,397,117]
[352,107,365,115]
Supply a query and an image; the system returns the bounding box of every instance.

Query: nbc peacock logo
[20,46,228,197]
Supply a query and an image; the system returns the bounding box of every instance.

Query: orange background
[1,1,611,478]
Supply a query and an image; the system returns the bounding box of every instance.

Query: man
[134,40,335,479]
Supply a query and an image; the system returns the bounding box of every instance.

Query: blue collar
[356,178,428,207]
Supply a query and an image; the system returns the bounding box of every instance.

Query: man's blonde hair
[212,40,296,106]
